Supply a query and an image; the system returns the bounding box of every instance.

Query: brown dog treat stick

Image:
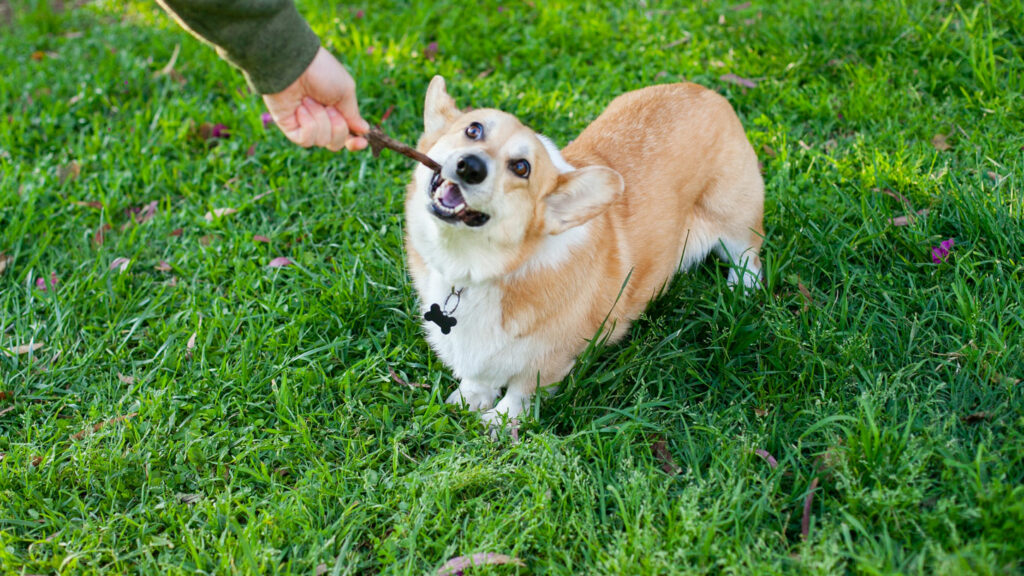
[365,126,441,172]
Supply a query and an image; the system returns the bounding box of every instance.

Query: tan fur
[405,77,764,424]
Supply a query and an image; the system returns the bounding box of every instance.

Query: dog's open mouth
[429,172,490,227]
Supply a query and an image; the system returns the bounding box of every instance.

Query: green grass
[1,0,1023,573]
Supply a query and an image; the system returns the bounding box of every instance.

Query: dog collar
[425,286,463,335]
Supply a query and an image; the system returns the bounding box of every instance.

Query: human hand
[262,47,370,151]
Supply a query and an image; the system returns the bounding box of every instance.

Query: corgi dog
[405,76,764,427]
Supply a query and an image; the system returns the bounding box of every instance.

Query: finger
[325,107,352,151]
[303,97,332,148]
[292,103,317,147]
[345,136,368,152]
[334,91,370,135]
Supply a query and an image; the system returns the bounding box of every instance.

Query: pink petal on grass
[437,554,525,576]
[35,273,59,291]
[931,238,955,264]
[720,73,758,88]
[109,257,131,272]
[261,112,274,129]
[253,235,271,244]
[755,449,779,469]
[424,41,439,62]
[267,257,292,268]
[155,260,172,272]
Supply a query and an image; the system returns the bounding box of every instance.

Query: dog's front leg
[446,379,501,412]
[480,383,532,429]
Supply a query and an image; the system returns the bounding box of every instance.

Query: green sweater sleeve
[156,0,321,94]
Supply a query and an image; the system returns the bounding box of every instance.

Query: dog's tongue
[439,183,465,209]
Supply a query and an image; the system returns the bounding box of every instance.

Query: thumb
[335,96,369,135]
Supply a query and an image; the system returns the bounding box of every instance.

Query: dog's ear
[543,166,624,235]
[424,76,460,135]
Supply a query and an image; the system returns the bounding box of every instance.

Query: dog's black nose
[456,154,487,184]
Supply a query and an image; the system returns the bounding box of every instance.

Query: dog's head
[406,76,624,283]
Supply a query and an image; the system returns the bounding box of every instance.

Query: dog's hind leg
[712,231,764,289]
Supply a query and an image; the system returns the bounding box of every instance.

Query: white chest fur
[421,273,540,390]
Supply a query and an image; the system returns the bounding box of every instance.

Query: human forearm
[156,0,320,94]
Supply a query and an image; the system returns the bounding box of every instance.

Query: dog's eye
[509,159,531,178]
[465,122,484,140]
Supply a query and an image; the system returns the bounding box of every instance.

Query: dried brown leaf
[650,435,680,475]
[6,343,44,356]
[135,201,158,224]
[0,406,14,418]
[0,253,11,276]
[961,412,990,425]
[873,187,911,206]
[109,257,131,272]
[931,133,951,151]
[177,493,203,504]
[437,553,525,576]
[92,223,112,247]
[70,412,138,440]
[117,373,135,385]
[204,207,237,222]
[797,280,813,311]
[888,209,930,227]
[154,44,181,79]
[720,73,758,88]
[74,200,104,209]
[663,34,692,49]
[388,366,431,389]
[801,477,819,540]
[755,448,778,469]
[57,161,81,184]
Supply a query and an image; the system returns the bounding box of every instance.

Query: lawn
[1,0,1023,573]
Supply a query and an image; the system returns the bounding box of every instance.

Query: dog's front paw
[445,385,497,412]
